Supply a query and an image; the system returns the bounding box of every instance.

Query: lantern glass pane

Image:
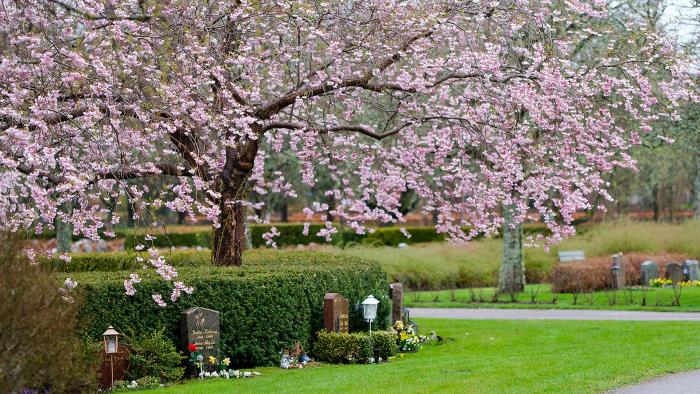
[106,338,117,353]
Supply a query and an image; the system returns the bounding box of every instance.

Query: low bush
[550,253,689,293]
[62,251,390,367]
[313,331,374,364]
[371,331,399,360]
[126,330,184,383]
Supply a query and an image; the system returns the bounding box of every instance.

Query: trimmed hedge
[60,251,391,367]
[123,224,447,249]
[313,331,373,364]
[41,250,212,272]
[313,330,398,363]
[36,222,552,249]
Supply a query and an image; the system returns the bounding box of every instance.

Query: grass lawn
[139,318,700,394]
[405,284,700,312]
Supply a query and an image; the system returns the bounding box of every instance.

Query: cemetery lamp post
[361,295,380,336]
[103,326,120,387]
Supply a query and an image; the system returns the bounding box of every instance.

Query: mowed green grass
[139,318,700,394]
[406,284,700,312]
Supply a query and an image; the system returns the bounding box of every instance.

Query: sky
[663,0,699,42]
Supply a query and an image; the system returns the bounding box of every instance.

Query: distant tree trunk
[126,196,136,228]
[694,157,700,221]
[280,202,289,222]
[177,211,187,225]
[498,205,525,294]
[55,200,73,254]
[325,195,335,222]
[652,185,660,222]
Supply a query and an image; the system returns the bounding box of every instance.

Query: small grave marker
[323,293,349,333]
[182,307,220,375]
[640,260,658,286]
[558,250,585,262]
[611,253,625,290]
[389,283,404,324]
[684,260,699,281]
[666,262,683,285]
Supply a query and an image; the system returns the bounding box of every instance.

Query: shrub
[361,227,445,247]
[371,331,399,360]
[550,253,689,293]
[0,233,96,392]
[63,251,390,367]
[313,331,374,364]
[251,223,341,248]
[124,230,212,250]
[126,330,184,383]
[41,249,212,272]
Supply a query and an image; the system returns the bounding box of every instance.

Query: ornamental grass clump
[0,233,97,393]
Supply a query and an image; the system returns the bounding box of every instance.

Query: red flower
[188,343,197,352]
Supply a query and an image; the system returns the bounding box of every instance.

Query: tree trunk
[280,202,288,222]
[177,211,187,225]
[498,206,525,294]
[212,195,246,266]
[126,196,136,228]
[652,185,660,222]
[694,156,700,221]
[212,138,258,266]
[55,200,73,254]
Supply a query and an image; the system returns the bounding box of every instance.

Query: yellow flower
[209,356,216,364]
[223,357,231,366]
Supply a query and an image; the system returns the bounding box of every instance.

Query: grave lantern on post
[361,295,380,336]
[103,326,120,387]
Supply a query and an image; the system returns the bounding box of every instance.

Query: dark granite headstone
[98,345,130,389]
[389,283,404,324]
[684,260,699,281]
[640,260,658,286]
[182,307,220,375]
[323,293,349,333]
[611,253,625,290]
[666,262,683,285]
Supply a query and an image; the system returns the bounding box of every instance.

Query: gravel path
[609,370,700,394]
[409,307,700,320]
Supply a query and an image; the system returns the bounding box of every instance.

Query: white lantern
[103,326,120,354]
[361,295,380,335]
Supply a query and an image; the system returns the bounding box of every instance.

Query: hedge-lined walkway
[410,307,700,320]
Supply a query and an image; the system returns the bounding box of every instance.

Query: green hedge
[60,251,391,367]
[35,222,553,249]
[41,250,212,272]
[313,330,398,363]
[122,224,447,250]
[313,331,374,364]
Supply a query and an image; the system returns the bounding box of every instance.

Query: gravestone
[640,260,658,286]
[389,283,404,324]
[684,260,699,281]
[323,293,349,333]
[611,253,625,290]
[181,307,220,375]
[98,345,130,389]
[665,262,683,285]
